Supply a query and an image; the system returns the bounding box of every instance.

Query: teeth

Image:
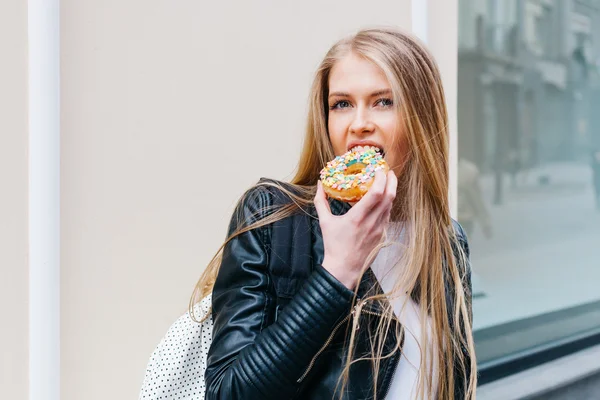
[350,145,382,153]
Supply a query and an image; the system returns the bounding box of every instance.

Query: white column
[28,1,61,399]
[413,0,459,218]
[412,0,429,43]
[423,0,486,298]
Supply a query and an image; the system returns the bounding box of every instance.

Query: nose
[349,107,375,136]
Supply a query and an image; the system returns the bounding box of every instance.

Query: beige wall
[60,1,412,398]
[0,1,461,398]
[0,0,29,399]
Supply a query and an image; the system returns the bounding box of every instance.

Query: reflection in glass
[458,0,600,365]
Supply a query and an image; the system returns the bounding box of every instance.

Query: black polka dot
[139,295,212,399]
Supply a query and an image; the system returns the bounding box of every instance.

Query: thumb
[314,181,332,220]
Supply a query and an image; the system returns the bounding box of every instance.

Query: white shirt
[369,224,438,400]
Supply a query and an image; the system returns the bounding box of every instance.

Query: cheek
[327,117,347,154]
[379,114,401,137]
[387,137,409,174]
[381,119,408,171]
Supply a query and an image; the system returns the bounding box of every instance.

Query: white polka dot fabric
[139,294,213,400]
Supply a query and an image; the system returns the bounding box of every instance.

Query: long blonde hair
[190,27,476,399]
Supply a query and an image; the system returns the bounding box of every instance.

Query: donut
[319,146,389,202]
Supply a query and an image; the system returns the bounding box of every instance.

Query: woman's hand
[314,170,397,289]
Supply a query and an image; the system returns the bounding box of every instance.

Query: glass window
[458,0,600,374]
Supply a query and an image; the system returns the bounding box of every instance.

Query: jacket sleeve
[451,220,474,399]
[454,220,473,324]
[205,186,355,400]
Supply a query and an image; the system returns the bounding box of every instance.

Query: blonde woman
[193,27,477,399]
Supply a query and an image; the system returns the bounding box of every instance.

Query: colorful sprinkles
[320,147,387,190]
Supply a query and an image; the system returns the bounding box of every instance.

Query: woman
[191,27,477,399]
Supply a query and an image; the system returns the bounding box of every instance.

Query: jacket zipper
[297,301,385,383]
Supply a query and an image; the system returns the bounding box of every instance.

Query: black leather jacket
[205,181,473,400]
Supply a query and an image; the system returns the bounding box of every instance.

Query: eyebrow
[328,89,392,99]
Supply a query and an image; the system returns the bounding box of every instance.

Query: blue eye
[376,98,394,107]
[330,100,351,110]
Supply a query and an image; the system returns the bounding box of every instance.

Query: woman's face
[327,52,407,175]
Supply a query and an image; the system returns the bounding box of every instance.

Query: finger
[380,171,398,213]
[314,181,332,221]
[384,207,392,222]
[379,203,393,225]
[383,170,398,206]
[371,171,397,224]
[349,170,387,216]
